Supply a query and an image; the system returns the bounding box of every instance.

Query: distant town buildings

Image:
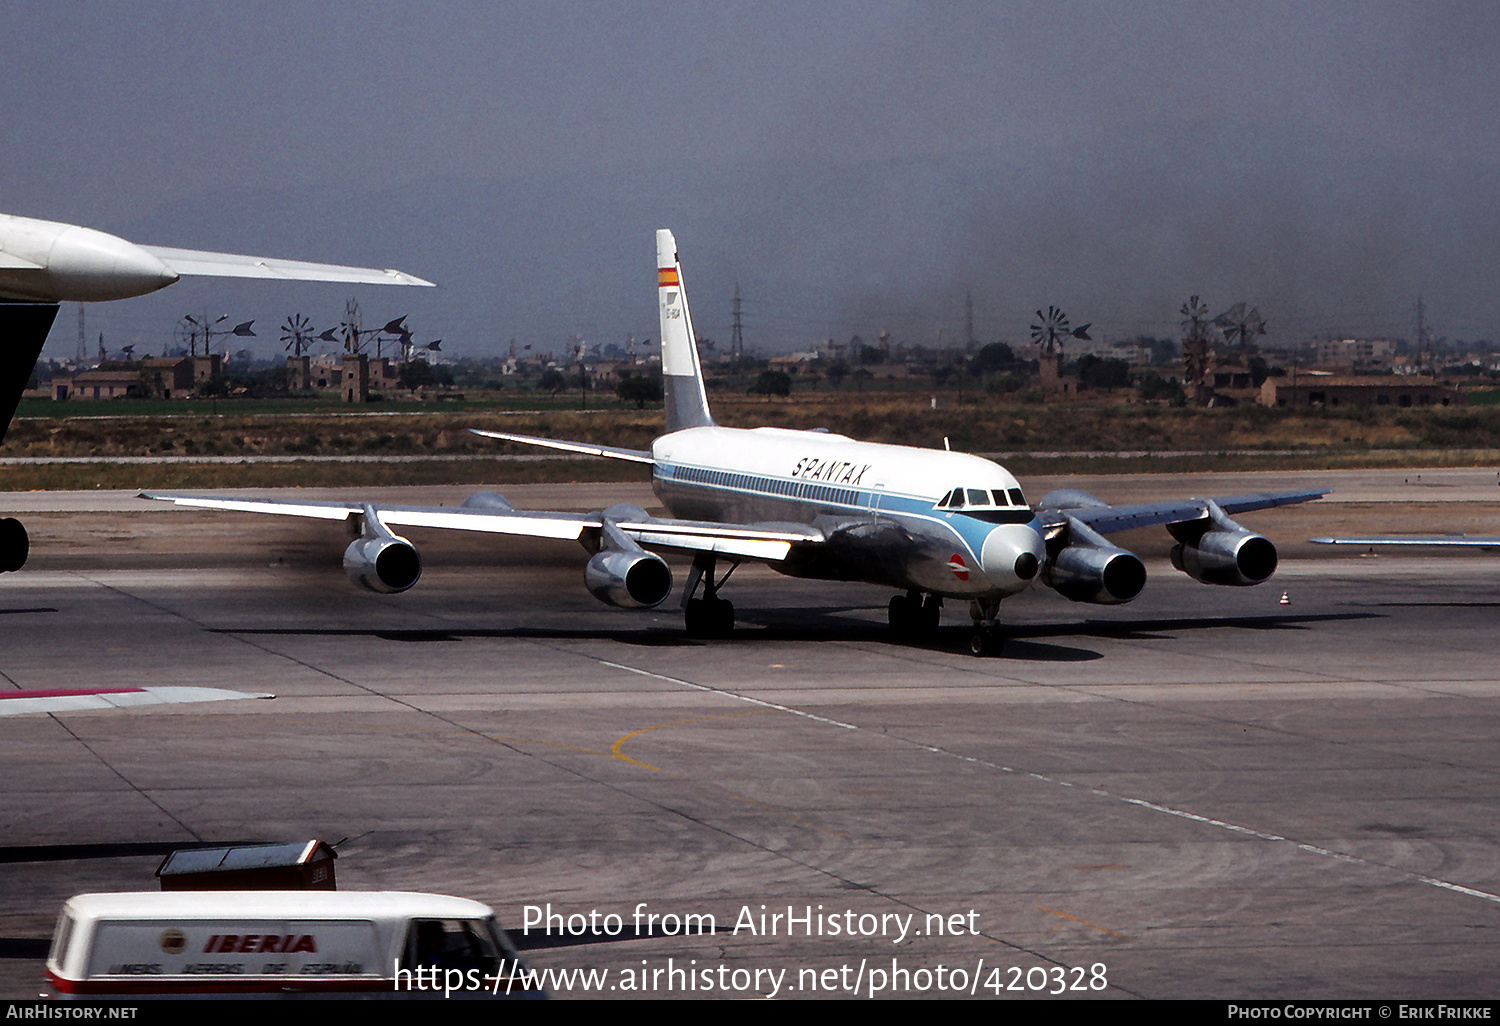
[1262,376,1462,408]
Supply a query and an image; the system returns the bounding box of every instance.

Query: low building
[1261,377,1462,408]
[60,369,143,400]
[141,357,194,399]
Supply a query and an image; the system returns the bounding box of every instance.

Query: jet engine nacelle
[343,536,422,594]
[1166,499,1278,586]
[1040,512,1147,605]
[1042,542,1147,604]
[585,550,673,609]
[1170,529,1277,586]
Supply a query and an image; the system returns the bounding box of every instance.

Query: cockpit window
[934,484,1034,522]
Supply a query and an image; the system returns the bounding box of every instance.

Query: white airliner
[146,229,1324,655]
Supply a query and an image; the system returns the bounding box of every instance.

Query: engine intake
[343,536,422,593]
[1043,544,1146,604]
[1167,500,1277,586]
[1171,530,1277,586]
[585,550,672,608]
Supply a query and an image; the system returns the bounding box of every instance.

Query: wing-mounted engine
[1168,499,1277,586]
[1040,513,1147,605]
[343,503,422,593]
[583,506,673,609]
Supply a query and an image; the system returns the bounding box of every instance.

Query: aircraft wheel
[0,517,27,574]
[969,629,1002,657]
[889,593,924,637]
[684,598,709,638]
[712,598,735,637]
[920,595,942,634]
[888,595,912,634]
[685,597,734,639]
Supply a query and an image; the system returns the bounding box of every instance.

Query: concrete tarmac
[0,471,1497,1000]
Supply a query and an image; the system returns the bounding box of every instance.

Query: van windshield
[406,918,506,974]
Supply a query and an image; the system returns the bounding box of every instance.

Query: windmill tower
[341,298,369,402]
[1180,296,1214,406]
[281,313,317,391]
[1030,306,1091,394]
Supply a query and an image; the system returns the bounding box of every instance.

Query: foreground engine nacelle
[343,536,422,593]
[342,503,421,593]
[1167,500,1278,587]
[585,550,673,609]
[1041,514,1147,604]
[584,512,673,609]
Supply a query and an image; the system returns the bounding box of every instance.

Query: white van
[47,891,541,998]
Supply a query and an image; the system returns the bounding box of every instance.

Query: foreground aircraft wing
[141,493,823,563]
[1042,489,1329,535]
[0,686,272,717]
[140,246,435,288]
[1311,533,1500,549]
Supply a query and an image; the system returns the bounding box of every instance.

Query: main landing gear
[683,555,737,639]
[888,590,941,639]
[888,591,1003,655]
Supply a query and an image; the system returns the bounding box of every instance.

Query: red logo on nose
[948,553,969,581]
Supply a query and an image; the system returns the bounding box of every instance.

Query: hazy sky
[6,1,1497,359]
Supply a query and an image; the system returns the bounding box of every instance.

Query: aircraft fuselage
[651,425,1046,599]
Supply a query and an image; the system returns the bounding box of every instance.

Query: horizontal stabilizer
[470,429,654,463]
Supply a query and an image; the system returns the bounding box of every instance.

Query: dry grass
[5,394,1500,490]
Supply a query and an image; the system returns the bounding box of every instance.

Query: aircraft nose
[980,523,1045,588]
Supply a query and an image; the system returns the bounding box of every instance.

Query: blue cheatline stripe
[655,461,1039,563]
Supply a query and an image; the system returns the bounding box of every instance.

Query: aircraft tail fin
[0,303,58,442]
[656,229,713,432]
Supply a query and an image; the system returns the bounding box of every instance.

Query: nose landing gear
[967,596,1004,657]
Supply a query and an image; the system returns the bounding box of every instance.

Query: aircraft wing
[140,246,435,288]
[1040,489,1328,534]
[141,493,822,562]
[1310,534,1500,549]
[0,686,272,717]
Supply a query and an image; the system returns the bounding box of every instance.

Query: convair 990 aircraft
[148,229,1324,655]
